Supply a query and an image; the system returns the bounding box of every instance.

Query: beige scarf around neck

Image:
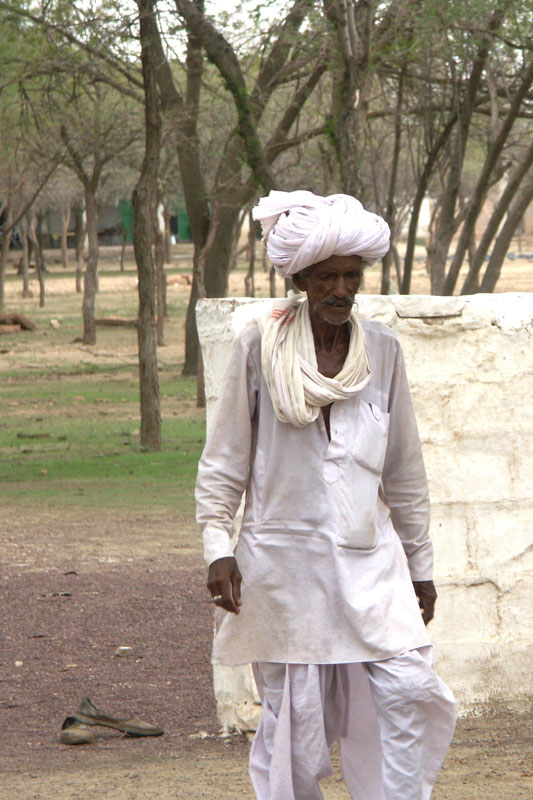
[257,293,371,427]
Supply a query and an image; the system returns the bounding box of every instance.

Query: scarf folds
[252,190,390,277]
[258,294,371,427]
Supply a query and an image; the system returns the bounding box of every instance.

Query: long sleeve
[195,329,259,566]
[382,341,433,581]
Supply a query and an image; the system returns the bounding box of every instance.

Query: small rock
[50,319,61,329]
[115,646,134,657]
[15,660,23,667]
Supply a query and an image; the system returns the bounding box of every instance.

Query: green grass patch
[0,371,204,514]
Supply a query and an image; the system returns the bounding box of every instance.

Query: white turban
[252,190,390,277]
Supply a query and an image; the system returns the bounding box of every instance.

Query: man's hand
[412,580,437,625]
[207,556,242,615]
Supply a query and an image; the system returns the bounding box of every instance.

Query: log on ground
[95,317,138,328]
[0,324,22,334]
[0,313,37,331]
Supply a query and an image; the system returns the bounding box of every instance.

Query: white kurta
[196,319,433,666]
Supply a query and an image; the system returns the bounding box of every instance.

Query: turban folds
[252,190,390,277]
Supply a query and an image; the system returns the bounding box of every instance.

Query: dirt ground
[1,249,532,799]
[2,509,532,800]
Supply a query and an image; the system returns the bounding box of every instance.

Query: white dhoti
[250,647,455,800]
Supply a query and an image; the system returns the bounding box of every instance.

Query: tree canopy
[0,0,531,431]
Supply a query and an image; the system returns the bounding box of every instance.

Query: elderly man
[196,191,455,800]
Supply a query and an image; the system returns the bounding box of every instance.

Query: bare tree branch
[174,0,277,191]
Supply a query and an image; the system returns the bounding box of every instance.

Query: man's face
[293,254,363,326]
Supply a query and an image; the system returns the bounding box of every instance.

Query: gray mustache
[320,295,354,307]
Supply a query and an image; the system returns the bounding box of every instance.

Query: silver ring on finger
[213,594,223,605]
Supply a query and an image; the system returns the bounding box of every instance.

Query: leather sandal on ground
[74,696,164,737]
[60,716,98,745]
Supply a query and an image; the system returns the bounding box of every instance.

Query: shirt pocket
[353,401,390,476]
[334,401,390,550]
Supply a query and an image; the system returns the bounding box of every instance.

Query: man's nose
[333,275,350,295]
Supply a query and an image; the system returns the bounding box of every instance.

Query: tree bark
[400,113,458,294]
[73,201,85,293]
[191,214,219,406]
[323,0,375,198]
[153,199,166,346]
[162,200,172,264]
[203,203,243,297]
[82,188,99,343]
[381,55,408,294]
[20,218,30,299]
[175,0,277,193]
[167,0,320,372]
[0,160,57,307]
[269,265,277,298]
[133,0,162,451]
[245,211,256,297]
[60,205,71,269]
[461,139,533,294]
[120,236,127,271]
[443,60,533,295]
[27,211,45,308]
[36,213,48,274]
[183,277,200,375]
[479,173,533,293]
[147,4,210,375]
[428,0,512,293]
[60,125,103,339]
[0,206,13,310]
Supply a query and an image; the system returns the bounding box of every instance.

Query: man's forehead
[302,254,363,275]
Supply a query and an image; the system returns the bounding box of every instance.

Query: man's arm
[196,329,259,611]
[381,339,435,599]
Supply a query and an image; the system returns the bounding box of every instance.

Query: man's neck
[310,313,350,352]
[309,313,351,378]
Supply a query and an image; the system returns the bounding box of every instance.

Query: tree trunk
[381,52,408,295]
[191,214,218,407]
[0,207,13,310]
[73,202,85,293]
[183,276,200,375]
[244,211,256,297]
[153,200,166,346]
[35,256,45,308]
[36,213,48,274]
[133,0,162,451]
[162,200,172,264]
[81,189,99,344]
[120,236,127,271]
[203,203,242,297]
[428,0,512,293]
[479,173,533,293]
[323,0,377,199]
[269,265,277,298]
[27,212,45,308]
[401,113,458,294]
[461,140,533,294]
[60,205,71,269]
[443,60,533,295]
[20,220,30,299]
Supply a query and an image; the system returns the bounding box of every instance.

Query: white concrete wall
[197,293,533,728]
